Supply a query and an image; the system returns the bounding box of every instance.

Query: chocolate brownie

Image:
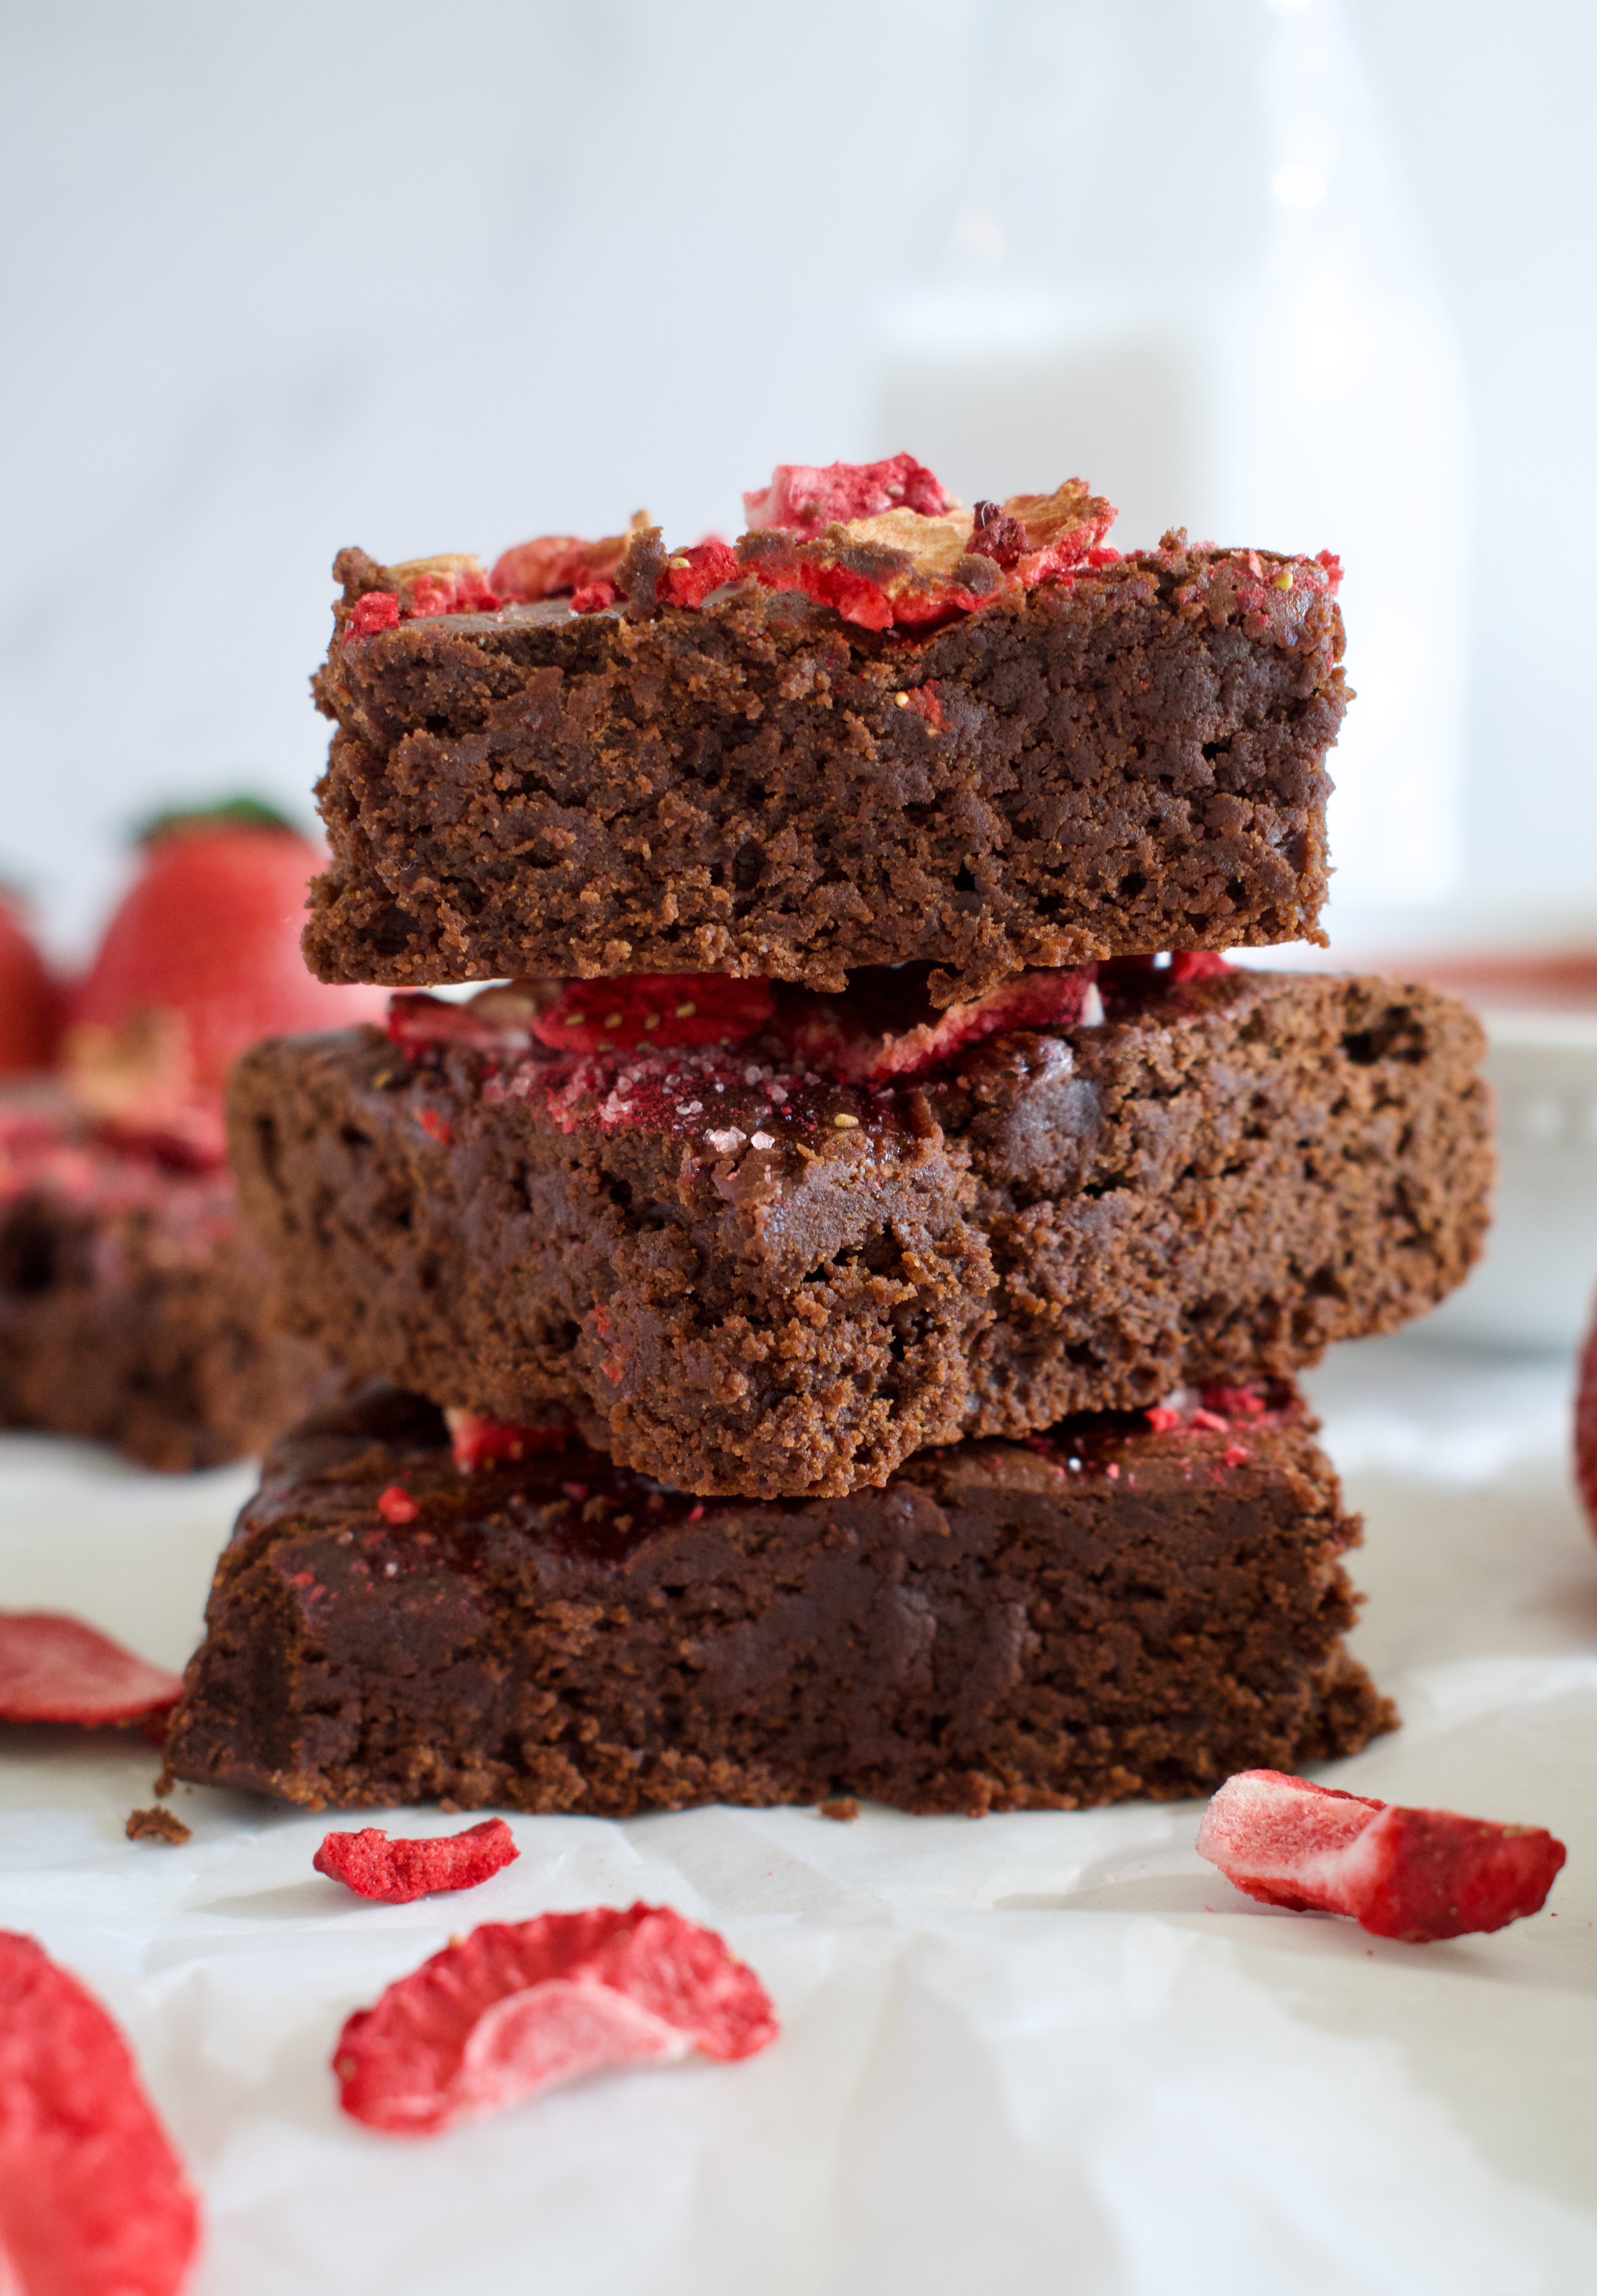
[0,1094,326,1472]
[163,1379,1393,1818]
[227,963,1492,1498]
[304,532,1345,1000]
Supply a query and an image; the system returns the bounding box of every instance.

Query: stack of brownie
[166,459,1494,1816]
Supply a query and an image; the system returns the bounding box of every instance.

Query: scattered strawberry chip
[489,523,642,604]
[0,1931,201,2295]
[570,580,618,614]
[0,1613,183,1729]
[742,454,954,540]
[444,1409,569,1474]
[772,965,1096,1083]
[376,1486,420,1525]
[1197,1770,1568,1942]
[347,590,400,637]
[314,1818,519,1906]
[1167,951,1233,983]
[333,1903,778,2134]
[529,974,775,1056]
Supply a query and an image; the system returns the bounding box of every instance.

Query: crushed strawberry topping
[1197,1770,1567,1942]
[0,1611,184,1728]
[315,1818,519,1906]
[445,1408,569,1473]
[742,454,955,539]
[376,1486,419,1525]
[333,1903,779,2135]
[0,1931,201,2295]
[657,538,739,610]
[490,517,648,604]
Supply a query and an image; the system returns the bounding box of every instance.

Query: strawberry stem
[134,795,301,845]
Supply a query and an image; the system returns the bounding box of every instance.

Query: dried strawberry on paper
[334,1903,778,2134]
[0,1932,200,2295]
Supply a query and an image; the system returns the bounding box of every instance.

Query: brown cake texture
[0,1095,326,1472]
[303,531,1346,1001]
[163,1378,1393,1818]
[226,962,1492,1500]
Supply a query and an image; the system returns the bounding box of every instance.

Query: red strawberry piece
[377,1486,420,1525]
[1196,1770,1567,1942]
[991,479,1118,584]
[385,984,548,1061]
[333,1903,779,2135]
[0,896,63,1076]
[1145,1406,1183,1434]
[388,554,499,619]
[530,974,775,1056]
[0,1932,200,2296]
[1200,1384,1270,1419]
[1573,1309,1597,1541]
[70,800,386,1099]
[1167,951,1232,983]
[570,580,619,614]
[742,454,954,540]
[314,1818,520,1905]
[348,591,400,637]
[773,965,1096,1084]
[657,538,740,610]
[444,1409,569,1473]
[0,1612,183,1728]
[490,517,648,604]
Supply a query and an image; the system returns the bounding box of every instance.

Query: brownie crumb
[126,1806,192,1846]
[819,1798,861,1823]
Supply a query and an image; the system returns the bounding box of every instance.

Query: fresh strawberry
[333,1904,778,2135]
[0,894,62,1075]
[314,1819,519,1905]
[529,974,775,1056]
[0,1931,201,2296]
[0,1611,184,1729]
[1197,1769,1567,1942]
[69,799,386,1099]
[772,965,1096,1083]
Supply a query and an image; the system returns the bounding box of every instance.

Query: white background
[2,0,1595,955]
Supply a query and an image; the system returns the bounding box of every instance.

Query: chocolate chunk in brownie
[226,964,1491,1498]
[304,533,1345,1000]
[163,1379,1393,1818]
[0,1096,327,1472]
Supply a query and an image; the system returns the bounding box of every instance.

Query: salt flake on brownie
[1196,1769,1567,1941]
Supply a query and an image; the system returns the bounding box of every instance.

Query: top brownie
[303,461,1347,998]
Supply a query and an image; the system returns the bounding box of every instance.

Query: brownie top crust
[305,528,1346,1000]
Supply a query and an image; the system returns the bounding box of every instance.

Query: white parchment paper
[2,1331,1594,2296]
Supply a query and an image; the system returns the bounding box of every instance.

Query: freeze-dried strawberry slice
[986,478,1118,583]
[743,454,954,540]
[0,1612,183,1729]
[773,965,1096,1083]
[386,984,550,1061]
[333,1904,778,2135]
[529,974,775,1056]
[0,1931,200,2296]
[1196,1770,1567,1942]
[315,1819,520,1906]
[489,518,647,604]
[444,1408,569,1473]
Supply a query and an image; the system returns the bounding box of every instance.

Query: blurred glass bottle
[873,0,1469,915]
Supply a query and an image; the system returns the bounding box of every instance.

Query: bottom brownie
[0,1096,327,1472]
[165,1379,1394,1816]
